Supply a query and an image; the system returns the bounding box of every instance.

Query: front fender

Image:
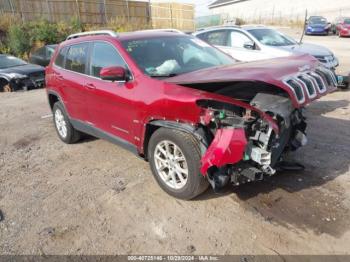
[200,128,247,175]
[0,74,12,82]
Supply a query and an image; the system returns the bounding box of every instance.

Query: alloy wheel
[55,108,67,138]
[154,140,189,189]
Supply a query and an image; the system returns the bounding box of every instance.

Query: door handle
[85,83,96,90]
[56,74,64,80]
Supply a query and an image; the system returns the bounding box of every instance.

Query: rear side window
[89,42,126,78]
[54,47,67,67]
[204,30,228,46]
[65,43,89,74]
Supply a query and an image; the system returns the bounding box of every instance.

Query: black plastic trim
[70,119,138,155]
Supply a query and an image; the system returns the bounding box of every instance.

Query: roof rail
[66,30,118,40]
[135,28,185,34]
[197,25,241,31]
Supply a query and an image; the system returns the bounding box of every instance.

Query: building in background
[208,0,350,24]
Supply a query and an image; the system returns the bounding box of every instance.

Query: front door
[224,30,268,62]
[85,41,135,144]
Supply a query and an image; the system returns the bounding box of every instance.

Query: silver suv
[193,25,339,69]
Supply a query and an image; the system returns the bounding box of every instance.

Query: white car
[193,25,339,69]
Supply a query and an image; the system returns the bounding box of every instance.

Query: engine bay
[197,92,308,190]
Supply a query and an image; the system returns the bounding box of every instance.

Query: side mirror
[100,66,127,82]
[243,41,255,50]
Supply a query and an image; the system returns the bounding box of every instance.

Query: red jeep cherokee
[46,30,337,199]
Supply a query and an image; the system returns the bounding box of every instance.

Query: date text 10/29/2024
[127,256,219,261]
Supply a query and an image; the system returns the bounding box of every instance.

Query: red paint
[200,128,247,175]
[166,54,336,108]
[335,20,350,37]
[100,66,126,81]
[45,32,334,171]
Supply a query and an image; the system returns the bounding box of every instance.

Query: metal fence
[0,0,195,31]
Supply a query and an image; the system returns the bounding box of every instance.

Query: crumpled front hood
[166,54,318,85]
[278,43,333,57]
[0,64,45,76]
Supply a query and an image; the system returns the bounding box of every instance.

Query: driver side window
[230,31,254,49]
[89,42,126,78]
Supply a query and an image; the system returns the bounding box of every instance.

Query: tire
[148,128,209,200]
[2,83,13,92]
[52,102,81,144]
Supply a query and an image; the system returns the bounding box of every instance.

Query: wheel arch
[0,76,10,91]
[142,120,209,160]
[47,90,68,114]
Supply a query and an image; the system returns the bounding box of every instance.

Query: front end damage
[197,94,308,190]
[164,56,337,190]
[0,71,45,92]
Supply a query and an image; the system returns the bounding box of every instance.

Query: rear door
[197,30,232,56]
[85,41,135,143]
[55,43,90,123]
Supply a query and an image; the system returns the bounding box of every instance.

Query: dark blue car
[306,16,331,35]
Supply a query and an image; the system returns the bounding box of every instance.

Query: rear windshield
[344,18,350,24]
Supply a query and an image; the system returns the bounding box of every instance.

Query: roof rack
[196,25,240,31]
[135,28,185,34]
[66,30,118,40]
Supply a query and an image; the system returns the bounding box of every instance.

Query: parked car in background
[29,44,58,67]
[306,16,332,35]
[0,54,45,92]
[193,26,339,69]
[332,17,350,37]
[46,30,336,199]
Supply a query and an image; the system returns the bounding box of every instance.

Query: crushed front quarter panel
[200,128,247,175]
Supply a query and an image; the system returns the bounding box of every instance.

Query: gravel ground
[0,32,350,255]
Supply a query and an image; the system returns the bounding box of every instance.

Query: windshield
[121,36,235,77]
[344,18,350,24]
[0,55,27,69]
[248,28,297,46]
[309,17,327,24]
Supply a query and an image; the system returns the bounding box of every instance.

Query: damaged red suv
[46,30,337,199]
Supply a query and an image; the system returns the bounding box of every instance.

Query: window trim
[229,29,260,50]
[64,42,91,75]
[54,46,68,68]
[53,40,134,82]
[88,41,132,81]
[204,29,230,47]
